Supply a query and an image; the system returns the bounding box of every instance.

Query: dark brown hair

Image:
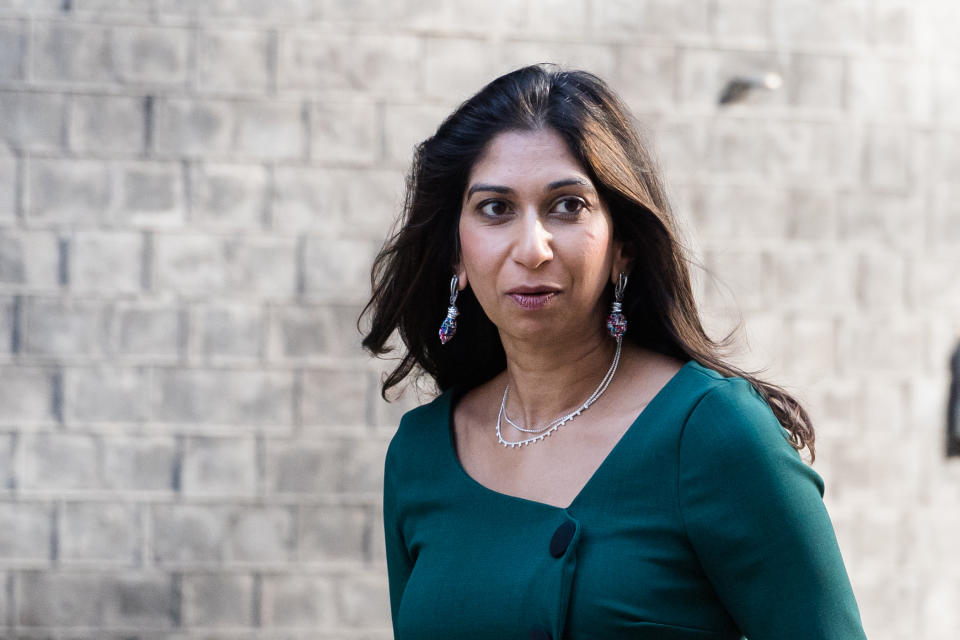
[361,64,814,460]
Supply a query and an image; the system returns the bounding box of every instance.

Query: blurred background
[0,0,958,638]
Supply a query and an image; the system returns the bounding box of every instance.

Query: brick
[340,437,388,494]
[69,94,144,154]
[117,161,185,227]
[703,249,770,310]
[197,29,272,94]
[0,366,56,423]
[267,305,336,360]
[181,436,257,495]
[615,46,677,109]
[711,0,768,41]
[101,573,177,628]
[863,125,911,190]
[838,192,925,249]
[0,229,61,289]
[338,572,391,628]
[277,32,421,98]
[848,57,931,119]
[114,26,189,84]
[424,37,496,102]
[102,435,176,491]
[524,0,589,33]
[0,296,11,353]
[151,504,229,563]
[265,440,341,494]
[0,433,13,488]
[593,0,709,36]
[869,0,914,50]
[153,98,234,157]
[21,432,99,490]
[193,304,263,361]
[234,101,304,160]
[0,20,23,80]
[182,573,254,627]
[153,369,294,425]
[61,502,139,563]
[227,506,295,562]
[18,571,103,626]
[786,189,837,241]
[706,116,768,179]
[154,235,297,298]
[856,250,904,308]
[838,315,926,372]
[678,49,785,108]
[498,41,618,85]
[190,163,268,229]
[260,574,336,627]
[931,186,960,247]
[862,379,907,435]
[32,23,116,84]
[911,257,960,310]
[0,502,52,561]
[0,151,14,221]
[769,249,856,309]
[0,91,66,151]
[789,54,845,111]
[26,157,112,225]
[62,365,150,423]
[157,0,316,20]
[766,121,858,185]
[272,166,344,232]
[108,302,180,359]
[21,297,105,356]
[933,129,960,183]
[310,100,378,164]
[302,237,378,298]
[693,184,789,240]
[933,63,960,125]
[382,103,446,166]
[298,505,366,562]
[921,574,960,640]
[771,0,867,49]
[69,230,143,294]
[301,369,368,427]
[784,315,838,378]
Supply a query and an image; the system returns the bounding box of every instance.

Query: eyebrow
[465,178,593,200]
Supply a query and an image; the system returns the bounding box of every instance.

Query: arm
[383,446,413,639]
[678,381,867,639]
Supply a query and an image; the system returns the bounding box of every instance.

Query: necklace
[496,339,622,448]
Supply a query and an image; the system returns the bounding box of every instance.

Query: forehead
[467,128,590,187]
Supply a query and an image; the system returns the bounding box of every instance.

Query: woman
[362,64,867,640]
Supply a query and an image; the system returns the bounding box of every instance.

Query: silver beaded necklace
[495,339,622,448]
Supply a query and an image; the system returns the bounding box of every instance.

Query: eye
[478,199,512,218]
[551,196,587,217]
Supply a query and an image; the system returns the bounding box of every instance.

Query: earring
[439,274,460,344]
[606,272,628,340]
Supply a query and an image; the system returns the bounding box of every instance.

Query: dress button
[549,520,576,558]
[529,628,552,640]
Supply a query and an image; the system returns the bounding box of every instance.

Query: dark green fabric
[383,361,867,639]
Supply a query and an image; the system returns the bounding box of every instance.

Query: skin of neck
[498,313,619,428]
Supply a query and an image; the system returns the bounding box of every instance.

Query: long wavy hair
[360,64,815,460]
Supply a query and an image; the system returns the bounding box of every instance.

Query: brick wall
[0,1,957,638]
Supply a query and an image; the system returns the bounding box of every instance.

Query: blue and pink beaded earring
[439,274,460,344]
[606,272,628,340]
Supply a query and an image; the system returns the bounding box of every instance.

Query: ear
[610,239,632,284]
[455,262,468,291]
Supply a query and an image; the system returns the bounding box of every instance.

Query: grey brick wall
[0,1,957,638]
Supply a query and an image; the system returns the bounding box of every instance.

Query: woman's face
[457,128,628,344]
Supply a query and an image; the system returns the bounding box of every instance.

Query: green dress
[383,360,867,639]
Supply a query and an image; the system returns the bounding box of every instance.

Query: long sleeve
[383,445,413,639]
[678,381,867,640]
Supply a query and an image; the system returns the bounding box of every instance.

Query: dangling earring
[606,272,628,340]
[439,274,460,344]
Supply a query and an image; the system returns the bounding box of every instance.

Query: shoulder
[384,388,456,478]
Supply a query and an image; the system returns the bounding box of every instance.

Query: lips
[506,286,561,310]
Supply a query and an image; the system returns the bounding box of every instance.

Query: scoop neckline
[443,359,699,512]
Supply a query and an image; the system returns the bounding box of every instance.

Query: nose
[511,213,553,269]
